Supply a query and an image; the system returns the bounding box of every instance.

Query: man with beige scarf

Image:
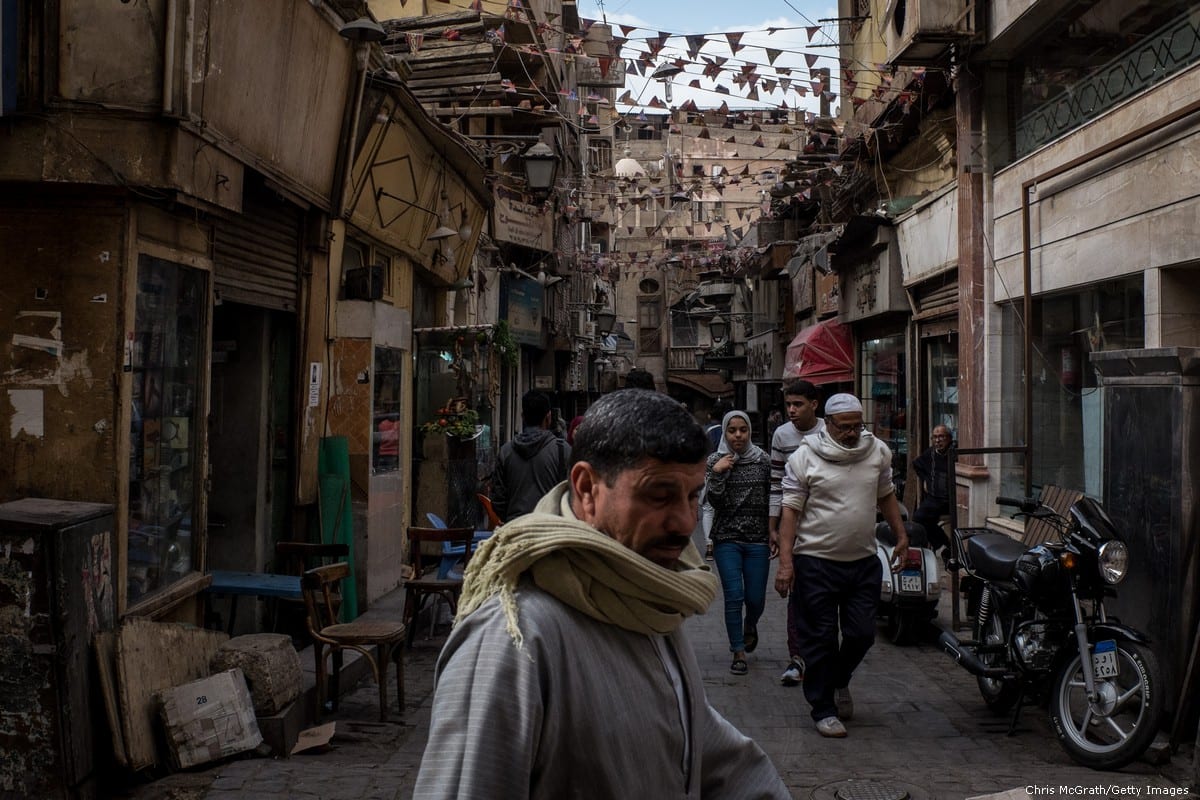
[414,389,789,799]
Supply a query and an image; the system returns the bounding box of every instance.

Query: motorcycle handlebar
[996,496,1040,514]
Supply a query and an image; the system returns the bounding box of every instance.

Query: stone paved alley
[128,562,1192,800]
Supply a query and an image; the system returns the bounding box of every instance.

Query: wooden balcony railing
[667,346,705,371]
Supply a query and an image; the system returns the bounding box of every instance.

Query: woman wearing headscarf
[705,409,772,675]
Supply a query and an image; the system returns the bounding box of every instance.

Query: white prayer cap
[824,393,863,415]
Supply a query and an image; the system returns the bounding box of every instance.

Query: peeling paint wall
[0,198,124,502]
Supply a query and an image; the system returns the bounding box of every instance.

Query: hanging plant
[493,319,519,369]
[420,406,480,439]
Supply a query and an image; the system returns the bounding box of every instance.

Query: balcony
[667,346,705,371]
[1016,11,1200,156]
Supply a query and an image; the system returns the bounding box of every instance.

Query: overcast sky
[576,0,844,114]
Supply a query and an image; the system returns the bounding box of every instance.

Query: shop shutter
[910,270,958,322]
[213,191,301,312]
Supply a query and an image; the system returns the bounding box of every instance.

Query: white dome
[614,149,646,178]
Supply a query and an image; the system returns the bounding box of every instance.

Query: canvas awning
[783,320,853,384]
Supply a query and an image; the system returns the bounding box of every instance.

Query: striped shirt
[768,419,824,519]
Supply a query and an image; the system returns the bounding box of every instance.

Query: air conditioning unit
[571,310,588,337]
[882,0,974,66]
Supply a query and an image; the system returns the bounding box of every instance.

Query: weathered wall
[992,68,1200,301]
[192,0,350,203]
[0,196,124,503]
[895,183,958,285]
[54,0,349,206]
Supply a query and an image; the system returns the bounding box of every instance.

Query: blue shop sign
[503,276,544,346]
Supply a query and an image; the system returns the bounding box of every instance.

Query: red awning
[783,320,853,384]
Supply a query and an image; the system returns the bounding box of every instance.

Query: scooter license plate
[1092,639,1119,679]
[899,570,923,593]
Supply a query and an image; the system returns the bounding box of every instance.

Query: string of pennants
[396,0,936,112]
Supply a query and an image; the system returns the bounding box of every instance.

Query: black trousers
[912,496,950,550]
[789,554,881,721]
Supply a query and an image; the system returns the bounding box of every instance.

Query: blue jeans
[712,541,770,653]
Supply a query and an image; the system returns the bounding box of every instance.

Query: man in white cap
[773,393,908,738]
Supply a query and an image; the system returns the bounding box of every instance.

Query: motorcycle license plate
[899,570,922,593]
[1092,639,1119,679]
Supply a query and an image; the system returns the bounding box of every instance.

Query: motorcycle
[875,516,941,645]
[939,495,1162,770]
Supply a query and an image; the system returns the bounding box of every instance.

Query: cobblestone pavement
[131,566,1192,800]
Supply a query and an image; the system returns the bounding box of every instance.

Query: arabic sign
[494,188,553,251]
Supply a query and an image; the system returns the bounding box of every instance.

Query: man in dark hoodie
[491,391,572,521]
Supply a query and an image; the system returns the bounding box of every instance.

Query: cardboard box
[158,669,263,769]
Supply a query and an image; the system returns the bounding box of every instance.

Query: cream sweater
[781,430,895,561]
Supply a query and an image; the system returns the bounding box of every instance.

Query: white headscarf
[716,410,769,464]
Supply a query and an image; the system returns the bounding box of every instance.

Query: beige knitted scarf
[455,483,718,646]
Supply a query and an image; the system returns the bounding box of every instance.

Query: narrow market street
[132,563,1190,800]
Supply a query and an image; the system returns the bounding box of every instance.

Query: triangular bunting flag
[725,32,744,54]
[765,48,783,65]
[805,53,818,69]
[686,34,707,60]
[806,26,820,41]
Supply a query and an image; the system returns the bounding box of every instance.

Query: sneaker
[730,658,748,676]
[780,657,804,686]
[815,716,847,738]
[835,687,854,721]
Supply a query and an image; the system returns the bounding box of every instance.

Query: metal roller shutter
[213,191,301,312]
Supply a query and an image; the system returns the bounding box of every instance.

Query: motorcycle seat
[965,532,1027,581]
[876,520,928,548]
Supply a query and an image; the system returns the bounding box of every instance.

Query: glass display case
[127,255,206,603]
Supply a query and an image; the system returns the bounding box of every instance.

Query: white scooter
[875,511,941,645]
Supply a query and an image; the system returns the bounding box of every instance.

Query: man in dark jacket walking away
[491,391,572,521]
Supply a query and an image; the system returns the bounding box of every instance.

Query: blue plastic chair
[424,513,464,579]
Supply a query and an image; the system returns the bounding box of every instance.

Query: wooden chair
[273,541,349,633]
[404,526,475,645]
[477,493,503,530]
[301,563,406,722]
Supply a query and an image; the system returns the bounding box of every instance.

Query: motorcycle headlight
[1098,540,1129,585]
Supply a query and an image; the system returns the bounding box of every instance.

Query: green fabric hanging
[318,436,358,621]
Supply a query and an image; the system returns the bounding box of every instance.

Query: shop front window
[860,334,908,497]
[1000,277,1144,498]
[372,346,403,474]
[127,255,206,604]
[925,334,959,436]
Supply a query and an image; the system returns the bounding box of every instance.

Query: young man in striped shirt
[768,379,824,685]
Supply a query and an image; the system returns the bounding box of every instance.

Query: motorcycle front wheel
[975,612,1019,713]
[1049,641,1162,770]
